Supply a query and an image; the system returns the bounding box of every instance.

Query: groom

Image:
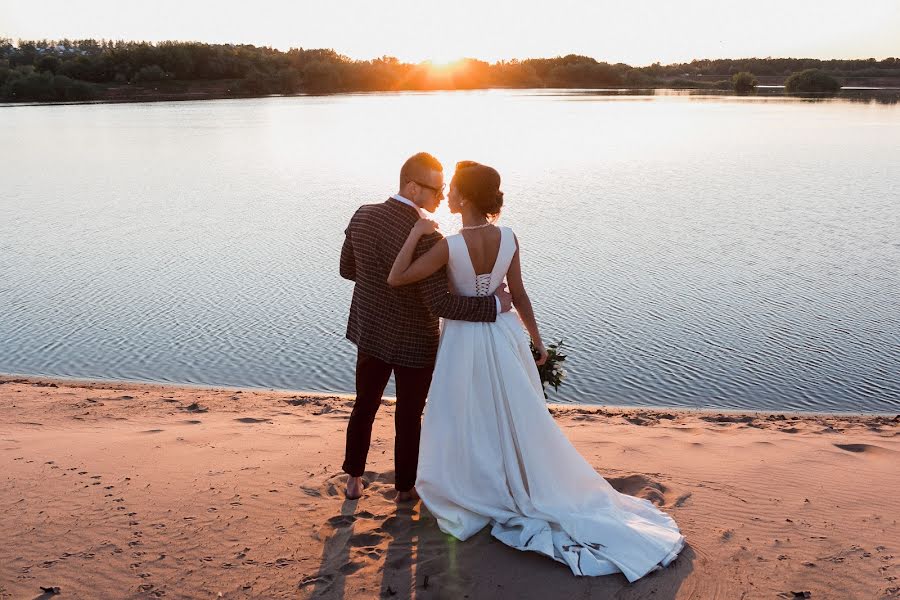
[339,152,512,501]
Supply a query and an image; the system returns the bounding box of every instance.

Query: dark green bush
[133,65,169,83]
[668,78,699,88]
[732,71,758,93]
[785,69,841,93]
[37,55,60,74]
[1,69,97,101]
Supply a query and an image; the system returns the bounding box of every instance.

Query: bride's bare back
[460,226,502,275]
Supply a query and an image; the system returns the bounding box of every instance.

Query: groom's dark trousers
[342,351,434,492]
[339,197,497,492]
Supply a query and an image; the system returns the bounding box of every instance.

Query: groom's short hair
[400,152,443,186]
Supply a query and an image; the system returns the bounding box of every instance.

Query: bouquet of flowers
[531,340,568,399]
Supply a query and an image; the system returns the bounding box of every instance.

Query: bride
[386,161,684,582]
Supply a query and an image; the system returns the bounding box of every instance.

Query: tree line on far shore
[2,38,897,102]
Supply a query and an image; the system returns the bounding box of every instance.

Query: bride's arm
[387,220,450,287]
[506,235,548,365]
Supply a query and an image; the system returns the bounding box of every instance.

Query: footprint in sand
[834,443,895,455]
[270,557,295,568]
[314,470,396,498]
[327,515,357,528]
[674,492,693,507]
[339,560,366,575]
[319,473,354,497]
[378,516,411,536]
[607,474,668,506]
[349,532,387,547]
[298,573,334,593]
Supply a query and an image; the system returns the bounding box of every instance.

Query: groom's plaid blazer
[340,197,497,368]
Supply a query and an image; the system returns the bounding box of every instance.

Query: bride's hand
[412,218,440,236]
[533,342,548,366]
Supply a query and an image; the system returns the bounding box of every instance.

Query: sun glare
[425,55,465,71]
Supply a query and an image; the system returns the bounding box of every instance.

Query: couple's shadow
[302,494,425,599]
[304,475,695,600]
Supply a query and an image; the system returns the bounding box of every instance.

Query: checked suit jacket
[340,197,498,368]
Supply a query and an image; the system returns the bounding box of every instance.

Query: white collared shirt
[390,193,502,315]
[391,193,427,219]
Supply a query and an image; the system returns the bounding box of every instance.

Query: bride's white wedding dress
[415,226,684,582]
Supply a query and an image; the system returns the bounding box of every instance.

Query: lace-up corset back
[445,227,516,299]
[474,274,493,297]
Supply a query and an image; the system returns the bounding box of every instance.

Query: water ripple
[1,92,899,412]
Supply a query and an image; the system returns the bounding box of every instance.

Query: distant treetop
[1,38,895,101]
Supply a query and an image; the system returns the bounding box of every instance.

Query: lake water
[1,90,898,413]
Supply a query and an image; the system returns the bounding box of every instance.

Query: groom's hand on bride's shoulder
[496,283,513,313]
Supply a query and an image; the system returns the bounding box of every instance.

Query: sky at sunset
[2,0,898,65]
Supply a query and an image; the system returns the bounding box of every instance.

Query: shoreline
[2,85,898,108]
[2,372,896,419]
[1,374,897,598]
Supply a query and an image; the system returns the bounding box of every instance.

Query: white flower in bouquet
[530,339,569,399]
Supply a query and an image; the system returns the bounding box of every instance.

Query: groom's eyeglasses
[412,179,446,198]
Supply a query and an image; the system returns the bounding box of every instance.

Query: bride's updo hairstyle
[452,160,504,221]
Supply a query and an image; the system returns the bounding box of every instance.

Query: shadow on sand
[308,497,696,599]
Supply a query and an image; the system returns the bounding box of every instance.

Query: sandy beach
[1,374,897,599]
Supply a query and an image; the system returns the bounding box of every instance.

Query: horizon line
[2,35,897,69]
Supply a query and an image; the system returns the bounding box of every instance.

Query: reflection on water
[532,87,900,105]
[1,90,898,413]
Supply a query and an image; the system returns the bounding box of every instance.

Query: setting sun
[425,55,466,70]
[412,56,493,89]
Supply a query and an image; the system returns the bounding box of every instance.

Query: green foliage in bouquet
[530,340,568,399]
